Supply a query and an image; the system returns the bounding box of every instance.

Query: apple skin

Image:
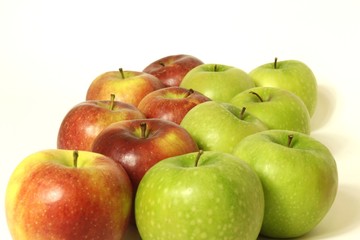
[91,118,199,190]
[86,69,165,107]
[232,130,338,238]
[248,59,318,116]
[180,63,255,102]
[5,149,133,240]
[135,151,265,240]
[180,101,267,154]
[143,54,204,87]
[57,99,145,151]
[137,86,211,125]
[230,86,311,134]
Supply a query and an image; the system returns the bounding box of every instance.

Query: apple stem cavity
[159,62,165,67]
[73,150,79,168]
[249,91,264,102]
[140,122,148,139]
[287,134,294,148]
[194,150,204,167]
[118,68,125,79]
[274,57,278,69]
[110,94,116,110]
[240,107,247,120]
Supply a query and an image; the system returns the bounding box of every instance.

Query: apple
[137,86,211,125]
[248,58,318,116]
[180,63,255,102]
[57,94,145,151]
[86,68,165,107]
[91,118,199,190]
[143,54,204,87]
[230,86,311,134]
[5,149,133,240]
[232,130,338,238]
[180,101,267,154]
[135,150,265,240]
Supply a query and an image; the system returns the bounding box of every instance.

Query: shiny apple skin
[57,100,145,151]
[143,54,203,87]
[91,118,199,189]
[138,86,211,124]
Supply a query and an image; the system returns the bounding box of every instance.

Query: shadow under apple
[258,183,360,239]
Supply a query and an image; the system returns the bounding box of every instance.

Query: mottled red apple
[138,86,211,124]
[5,149,133,240]
[143,54,203,87]
[86,68,164,106]
[57,94,145,151]
[91,118,199,190]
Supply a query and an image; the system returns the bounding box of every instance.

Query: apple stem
[287,134,294,147]
[194,149,204,167]
[110,94,115,110]
[140,122,147,138]
[240,107,246,120]
[274,57,278,69]
[249,91,264,102]
[118,68,125,79]
[185,89,194,97]
[214,64,218,72]
[159,62,165,67]
[73,150,79,168]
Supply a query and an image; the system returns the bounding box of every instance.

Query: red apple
[57,94,145,151]
[5,149,133,240]
[138,86,211,124]
[86,68,165,106]
[143,54,203,87]
[91,118,199,190]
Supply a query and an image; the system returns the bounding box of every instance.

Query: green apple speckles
[180,63,255,103]
[180,101,267,154]
[249,59,317,117]
[230,86,311,134]
[135,151,264,240]
[232,130,338,238]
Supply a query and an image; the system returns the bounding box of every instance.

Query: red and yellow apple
[86,68,165,106]
[5,149,133,240]
[137,86,211,124]
[57,94,145,151]
[91,118,199,190]
[143,54,203,87]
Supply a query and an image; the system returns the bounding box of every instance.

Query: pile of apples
[5,54,338,240]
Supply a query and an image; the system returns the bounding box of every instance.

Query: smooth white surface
[1,0,360,239]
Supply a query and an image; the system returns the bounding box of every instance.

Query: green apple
[180,63,255,102]
[180,101,267,154]
[5,149,133,240]
[249,58,317,116]
[230,86,311,134]
[232,130,338,238]
[135,150,265,240]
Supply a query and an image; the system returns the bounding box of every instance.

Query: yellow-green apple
[135,150,265,240]
[180,101,267,154]
[91,118,199,190]
[57,94,145,151]
[5,149,133,240]
[180,63,255,102]
[86,68,164,107]
[230,86,311,134]
[249,58,318,116]
[232,130,338,238]
[143,54,203,87]
[137,86,211,124]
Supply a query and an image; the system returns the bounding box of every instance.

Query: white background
[1,0,360,239]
